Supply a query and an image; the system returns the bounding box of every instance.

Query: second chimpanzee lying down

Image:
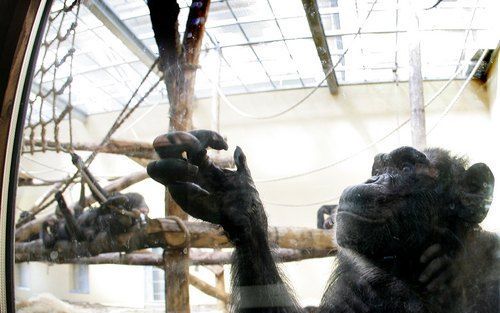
[147,129,499,313]
[41,192,149,248]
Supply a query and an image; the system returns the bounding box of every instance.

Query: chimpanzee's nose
[365,176,381,184]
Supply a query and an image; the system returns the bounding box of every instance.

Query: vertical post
[149,0,212,312]
[407,0,426,150]
[215,270,227,312]
[211,45,221,133]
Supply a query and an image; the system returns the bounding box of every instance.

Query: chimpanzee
[41,192,149,248]
[147,129,498,313]
[317,205,337,229]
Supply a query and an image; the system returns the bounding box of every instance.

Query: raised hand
[146,130,266,243]
[418,228,463,292]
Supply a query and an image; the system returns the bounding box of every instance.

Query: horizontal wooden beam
[23,138,235,168]
[15,248,334,265]
[15,219,336,262]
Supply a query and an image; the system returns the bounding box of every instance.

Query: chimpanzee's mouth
[336,209,387,224]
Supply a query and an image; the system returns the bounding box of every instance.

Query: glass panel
[322,13,341,35]
[222,46,257,64]
[230,0,274,22]
[13,0,499,312]
[208,24,247,46]
[262,58,296,76]
[241,20,282,42]
[277,17,311,39]
[205,1,235,28]
[267,0,306,18]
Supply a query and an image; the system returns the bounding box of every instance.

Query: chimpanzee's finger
[234,146,251,176]
[168,182,221,224]
[420,244,442,263]
[426,268,453,292]
[189,129,228,151]
[147,159,199,186]
[153,131,202,159]
[418,256,450,284]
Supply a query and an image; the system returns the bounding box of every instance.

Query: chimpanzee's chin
[335,212,392,257]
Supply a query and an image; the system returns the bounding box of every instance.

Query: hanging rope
[25,0,81,154]
[202,0,378,120]
[21,0,163,218]
[254,55,476,184]
[30,62,163,217]
[427,49,488,135]
[257,51,487,206]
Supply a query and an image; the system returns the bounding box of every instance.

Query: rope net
[19,0,162,222]
[24,0,81,154]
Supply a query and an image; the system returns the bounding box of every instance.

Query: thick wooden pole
[408,1,426,150]
[148,0,212,311]
[215,269,227,311]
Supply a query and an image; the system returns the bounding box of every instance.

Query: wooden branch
[15,170,149,242]
[189,274,229,303]
[24,138,234,167]
[15,248,334,265]
[24,138,156,159]
[15,219,336,262]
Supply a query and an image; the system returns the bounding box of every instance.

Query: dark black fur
[41,192,149,248]
[320,147,498,313]
[147,130,499,313]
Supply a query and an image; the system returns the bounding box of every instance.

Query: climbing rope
[30,65,163,217]
[25,0,81,154]
[258,51,488,206]
[254,54,482,185]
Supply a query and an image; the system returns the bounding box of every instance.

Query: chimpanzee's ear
[458,163,494,223]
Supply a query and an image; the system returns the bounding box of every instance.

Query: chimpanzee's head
[335,146,494,258]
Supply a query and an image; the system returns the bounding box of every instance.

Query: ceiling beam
[301,0,338,94]
[85,0,159,74]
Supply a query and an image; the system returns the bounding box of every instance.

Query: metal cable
[254,56,474,184]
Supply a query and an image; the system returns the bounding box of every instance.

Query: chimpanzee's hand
[146,130,266,243]
[419,228,462,292]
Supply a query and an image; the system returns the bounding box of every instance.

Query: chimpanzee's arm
[228,204,303,313]
[147,130,303,313]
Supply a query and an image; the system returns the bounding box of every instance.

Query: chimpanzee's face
[335,146,440,257]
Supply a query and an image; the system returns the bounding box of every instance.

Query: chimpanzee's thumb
[234,146,251,175]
